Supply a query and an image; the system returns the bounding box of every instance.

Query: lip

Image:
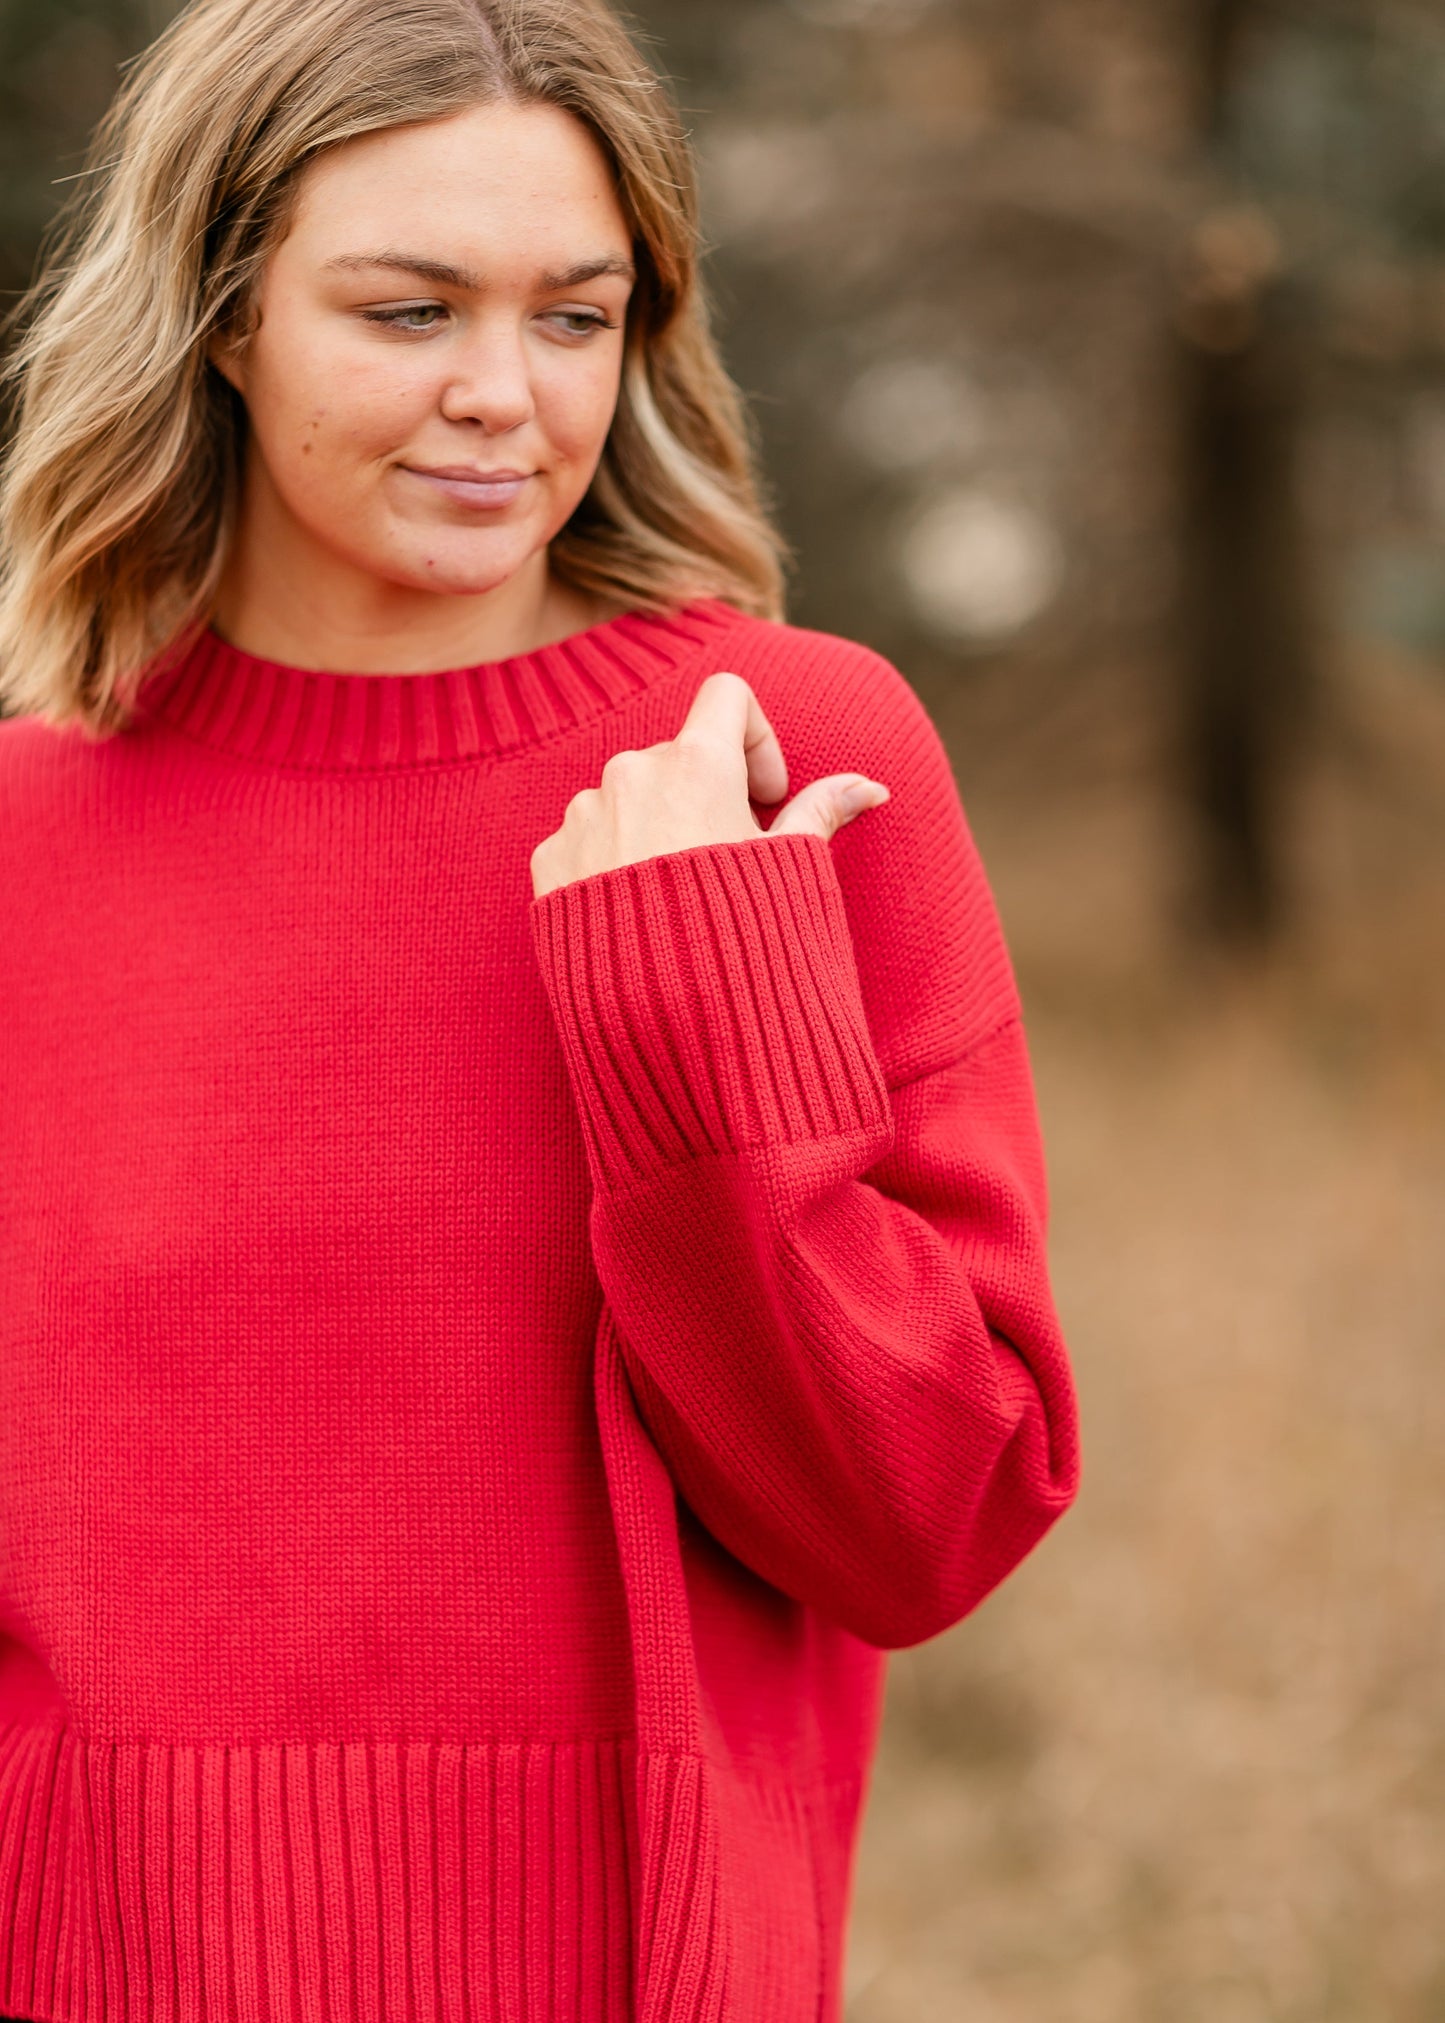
[403,465,535,508]
[416,465,532,482]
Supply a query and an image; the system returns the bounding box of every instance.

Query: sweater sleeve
[527,663,1081,1651]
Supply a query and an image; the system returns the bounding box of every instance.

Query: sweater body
[0,596,1079,2021]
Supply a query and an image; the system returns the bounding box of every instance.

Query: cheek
[537,349,623,455]
[247,335,430,481]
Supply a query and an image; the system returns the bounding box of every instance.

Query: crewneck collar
[131,596,746,772]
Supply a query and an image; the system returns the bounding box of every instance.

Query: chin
[380,545,540,599]
[419,567,533,599]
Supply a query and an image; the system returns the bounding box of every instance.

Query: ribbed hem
[0,1722,647,2023]
[528,832,893,1195]
[0,1722,851,2023]
[130,599,746,771]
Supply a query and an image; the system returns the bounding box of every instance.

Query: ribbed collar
[131,596,746,771]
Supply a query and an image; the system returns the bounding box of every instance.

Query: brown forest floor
[843,643,1445,2022]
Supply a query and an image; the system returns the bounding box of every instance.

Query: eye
[546,310,616,338]
[360,303,449,333]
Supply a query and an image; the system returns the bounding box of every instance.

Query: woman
[0,0,1081,2017]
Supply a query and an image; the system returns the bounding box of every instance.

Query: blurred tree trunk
[1175,0,1316,944]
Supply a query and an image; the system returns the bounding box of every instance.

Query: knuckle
[671,730,715,769]
[595,748,643,784]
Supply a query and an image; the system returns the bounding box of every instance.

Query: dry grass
[844,644,1445,2022]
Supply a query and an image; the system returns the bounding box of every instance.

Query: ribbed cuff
[529,831,892,1194]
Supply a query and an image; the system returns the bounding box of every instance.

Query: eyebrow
[324,251,637,290]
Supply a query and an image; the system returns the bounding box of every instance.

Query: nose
[438,318,537,433]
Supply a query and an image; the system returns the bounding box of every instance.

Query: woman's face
[214,100,637,601]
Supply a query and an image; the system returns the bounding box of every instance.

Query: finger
[766,773,890,843]
[676,671,789,806]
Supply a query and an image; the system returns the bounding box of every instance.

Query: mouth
[402,466,535,509]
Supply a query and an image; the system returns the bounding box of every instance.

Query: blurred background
[3,0,1443,2015]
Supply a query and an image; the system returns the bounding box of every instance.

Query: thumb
[764,772,890,842]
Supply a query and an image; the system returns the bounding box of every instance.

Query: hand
[529,670,890,900]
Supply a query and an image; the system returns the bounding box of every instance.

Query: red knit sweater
[0,594,1080,2023]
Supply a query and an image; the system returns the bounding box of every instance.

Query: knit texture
[0,594,1080,2022]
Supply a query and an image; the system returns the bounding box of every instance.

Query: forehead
[289,100,632,259]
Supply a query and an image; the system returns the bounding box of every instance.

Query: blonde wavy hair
[0,0,791,737]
